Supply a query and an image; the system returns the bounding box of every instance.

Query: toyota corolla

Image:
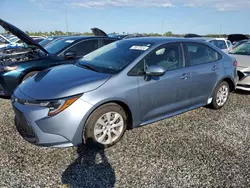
[12,37,238,148]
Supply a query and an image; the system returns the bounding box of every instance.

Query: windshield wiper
[79,64,100,72]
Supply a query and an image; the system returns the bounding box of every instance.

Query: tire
[85,103,127,148]
[210,81,230,110]
[21,71,39,83]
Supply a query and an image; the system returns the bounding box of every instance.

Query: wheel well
[222,78,235,91]
[100,101,133,130]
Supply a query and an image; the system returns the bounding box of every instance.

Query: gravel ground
[0,91,249,188]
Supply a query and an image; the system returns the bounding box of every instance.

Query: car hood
[230,54,250,70]
[18,64,111,100]
[228,34,248,43]
[0,19,49,54]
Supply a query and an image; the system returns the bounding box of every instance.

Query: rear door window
[99,39,117,48]
[216,40,227,49]
[185,43,221,66]
[66,39,99,57]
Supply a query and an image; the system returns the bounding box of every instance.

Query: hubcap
[94,112,124,145]
[216,85,229,106]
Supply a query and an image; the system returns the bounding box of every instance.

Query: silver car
[193,37,233,53]
[229,42,250,91]
[12,37,237,148]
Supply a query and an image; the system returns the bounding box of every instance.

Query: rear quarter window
[185,43,221,66]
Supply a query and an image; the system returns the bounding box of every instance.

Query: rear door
[183,42,222,106]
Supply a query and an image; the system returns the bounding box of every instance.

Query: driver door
[136,42,192,123]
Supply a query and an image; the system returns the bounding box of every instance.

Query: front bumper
[12,90,94,148]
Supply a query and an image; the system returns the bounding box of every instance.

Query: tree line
[2,30,249,38]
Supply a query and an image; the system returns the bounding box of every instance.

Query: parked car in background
[0,34,11,48]
[232,39,250,50]
[12,37,237,148]
[193,37,233,53]
[8,35,46,44]
[0,19,118,96]
[108,34,129,39]
[39,36,65,47]
[123,33,146,39]
[184,33,202,38]
[29,36,47,43]
[227,34,249,44]
[229,42,250,91]
[0,34,24,49]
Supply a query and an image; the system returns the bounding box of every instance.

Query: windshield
[78,40,153,74]
[230,42,250,55]
[45,38,74,54]
[39,37,58,47]
[0,36,8,44]
[233,40,248,49]
[9,37,19,43]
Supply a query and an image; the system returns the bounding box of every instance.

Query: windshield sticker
[130,46,149,51]
[65,40,75,43]
[47,38,53,40]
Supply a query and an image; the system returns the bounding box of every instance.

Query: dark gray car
[12,37,238,148]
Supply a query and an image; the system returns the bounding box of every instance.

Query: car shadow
[0,96,10,100]
[61,141,116,188]
[234,89,250,95]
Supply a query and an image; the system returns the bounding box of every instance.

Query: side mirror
[145,65,165,76]
[64,52,76,60]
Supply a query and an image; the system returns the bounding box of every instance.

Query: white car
[0,34,24,49]
[193,37,233,53]
[0,34,11,48]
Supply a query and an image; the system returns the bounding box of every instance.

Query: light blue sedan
[12,37,238,148]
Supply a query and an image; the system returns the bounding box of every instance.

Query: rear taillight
[233,60,238,67]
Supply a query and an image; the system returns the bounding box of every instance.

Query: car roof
[123,37,212,44]
[191,37,227,41]
[55,35,116,41]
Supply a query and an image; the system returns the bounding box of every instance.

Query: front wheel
[210,81,230,110]
[85,103,127,148]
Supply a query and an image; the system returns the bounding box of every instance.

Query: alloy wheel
[216,85,229,106]
[93,112,124,145]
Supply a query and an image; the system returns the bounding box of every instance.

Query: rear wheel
[210,81,230,109]
[21,71,39,83]
[85,103,127,148]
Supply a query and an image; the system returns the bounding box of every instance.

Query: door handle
[212,66,218,71]
[180,73,188,80]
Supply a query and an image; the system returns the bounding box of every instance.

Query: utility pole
[161,19,164,36]
[65,9,69,35]
[219,24,222,37]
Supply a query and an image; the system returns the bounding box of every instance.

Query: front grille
[14,108,38,143]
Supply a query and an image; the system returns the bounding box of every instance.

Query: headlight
[19,95,81,116]
[4,65,19,71]
[244,72,250,76]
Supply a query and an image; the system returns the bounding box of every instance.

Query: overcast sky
[1,0,250,34]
